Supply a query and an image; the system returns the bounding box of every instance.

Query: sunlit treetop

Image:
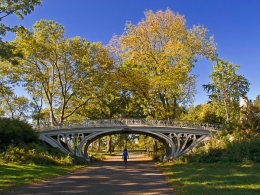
[0,0,42,35]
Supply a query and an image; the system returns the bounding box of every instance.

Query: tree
[181,103,221,123]
[137,134,161,155]
[171,74,198,119]
[29,87,44,128]
[11,19,113,125]
[95,83,131,119]
[123,96,146,118]
[240,99,260,138]
[106,135,112,153]
[108,9,216,119]
[111,134,127,151]
[203,58,250,127]
[0,0,42,61]
[0,0,41,25]
[77,71,131,119]
[0,87,30,120]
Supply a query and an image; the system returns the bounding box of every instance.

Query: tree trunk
[223,93,230,123]
[49,104,53,127]
[90,142,93,151]
[124,134,128,149]
[106,135,112,153]
[153,139,158,154]
[97,139,101,152]
[173,97,177,119]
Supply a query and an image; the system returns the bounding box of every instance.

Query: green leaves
[240,100,260,138]
[203,58,250,126]
[12,19,113,125]
[0,0,41,63]
[0,118,38,151]
[0,0,41,21]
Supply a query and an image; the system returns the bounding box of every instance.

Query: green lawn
[158,162,260,195]
[2,160,260,194]
[0,163,85,193]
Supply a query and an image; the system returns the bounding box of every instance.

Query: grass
[0,162,86,193]
[88,150,126,161]
[158,162,260,195]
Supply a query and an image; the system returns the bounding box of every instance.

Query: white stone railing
[38,118,222,132]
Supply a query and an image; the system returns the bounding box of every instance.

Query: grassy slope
[0,163,85,193]
[158,162,260,195]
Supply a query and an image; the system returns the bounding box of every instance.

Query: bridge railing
[38,118,222,131]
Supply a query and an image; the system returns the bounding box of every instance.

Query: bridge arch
[77,128,174,158]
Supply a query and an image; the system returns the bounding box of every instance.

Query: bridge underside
[39,125,212,159]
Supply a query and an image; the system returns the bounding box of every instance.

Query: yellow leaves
[119,9,210,70]
[106,9,216,118]
[32,20,65,43]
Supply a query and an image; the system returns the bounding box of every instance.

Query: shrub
[178,135,260,163]
[0,142,88,166]
[0,118,38,151]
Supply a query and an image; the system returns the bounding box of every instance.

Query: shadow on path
[2,153,173,195]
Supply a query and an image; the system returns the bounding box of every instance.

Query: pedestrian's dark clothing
[122,151,128,158]
[122,150,129,167]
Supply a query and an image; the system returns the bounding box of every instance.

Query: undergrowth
[177,135,260,163]
[0,142,88,166]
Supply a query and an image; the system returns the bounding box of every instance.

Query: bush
[0,142,88,166]
[0,118,39,151]
[225,137,260,162]
[178,135,260,163]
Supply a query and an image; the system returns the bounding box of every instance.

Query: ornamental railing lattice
[39,118,222,131]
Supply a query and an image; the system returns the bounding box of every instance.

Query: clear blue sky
[3,0,260,105]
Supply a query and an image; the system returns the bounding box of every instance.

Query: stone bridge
[38,119,222,159]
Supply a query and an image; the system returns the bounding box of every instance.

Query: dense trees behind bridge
[0,0,259,151]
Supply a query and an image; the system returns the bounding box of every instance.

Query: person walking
[122,148,129,168]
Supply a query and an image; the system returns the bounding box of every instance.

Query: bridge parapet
[39,118,222,132]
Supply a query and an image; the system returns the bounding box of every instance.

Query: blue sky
[3,0,260,105]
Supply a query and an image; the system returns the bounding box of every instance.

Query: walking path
[2,153,174,195]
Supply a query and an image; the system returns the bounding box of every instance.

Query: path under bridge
[38,119,222,159]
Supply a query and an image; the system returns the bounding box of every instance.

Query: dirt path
[3,153,173,195]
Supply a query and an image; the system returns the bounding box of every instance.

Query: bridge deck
[38,119,222,133]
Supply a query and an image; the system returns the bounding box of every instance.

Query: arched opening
[78,129,172,160]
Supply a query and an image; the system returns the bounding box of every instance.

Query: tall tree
[0,0,41,60]
[78,71,131,119]
[0,0,42,110]
[108,9,216,119]
[0,87,30,120]
[203,58,250,126]
[11,19,112,125]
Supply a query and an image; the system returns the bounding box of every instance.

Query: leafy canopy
[203,59,250,127]
[108,9,216,119]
